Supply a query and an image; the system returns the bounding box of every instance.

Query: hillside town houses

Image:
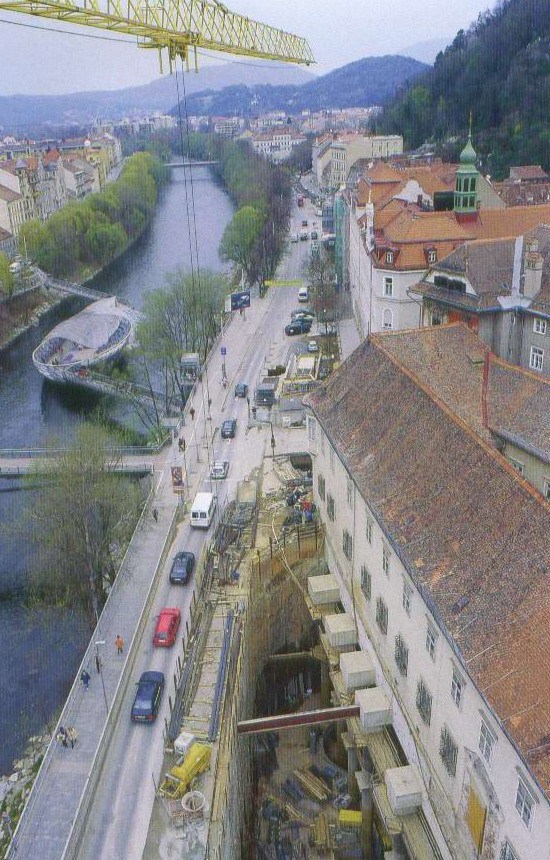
[0,134,122,247]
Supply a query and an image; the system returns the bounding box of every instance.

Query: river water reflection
[0,167,234,773]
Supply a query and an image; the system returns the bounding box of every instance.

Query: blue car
[131,671,165,723]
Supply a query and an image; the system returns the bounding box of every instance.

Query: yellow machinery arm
[0,0,314,65]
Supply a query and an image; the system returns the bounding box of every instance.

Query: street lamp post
[94,640,109,714]
[270,421,276,458]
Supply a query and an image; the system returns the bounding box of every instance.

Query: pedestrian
[115,634,124,655]
[66,726,77,749]
[152,507,158,523]
[190,407,195,421]
[178,437,183,452]
[95,652,101,674]
[56,726,68,748]
[80,669,90,690]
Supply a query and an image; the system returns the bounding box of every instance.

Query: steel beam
[237,705,360,734]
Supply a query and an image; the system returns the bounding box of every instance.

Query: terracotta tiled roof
[510,165,549,181]
[307,324,550,794]
[472,204,550,239]
[363,161,404,184]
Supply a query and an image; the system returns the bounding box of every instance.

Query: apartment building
[250,127,306,163]
[305,323,550,860]
[411,224,550,380]
[346,137,550,340]
[312,132,403,190]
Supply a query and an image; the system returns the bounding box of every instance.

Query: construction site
[138,434,442,860]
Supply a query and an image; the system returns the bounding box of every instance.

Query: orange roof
[363,160,404,184]
[472,204,550,239]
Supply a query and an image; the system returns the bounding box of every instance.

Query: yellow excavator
[159,742,212,800]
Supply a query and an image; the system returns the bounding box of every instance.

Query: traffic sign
[221,346,227,356]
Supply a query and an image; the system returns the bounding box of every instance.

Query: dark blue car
[131,671,165,723]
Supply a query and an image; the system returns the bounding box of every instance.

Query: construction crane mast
[0,0,314,67]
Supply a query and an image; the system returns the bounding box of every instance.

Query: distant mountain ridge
[173,55,429,118]
[0,61,315,133]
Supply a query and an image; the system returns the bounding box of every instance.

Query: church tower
[454,118,480,221]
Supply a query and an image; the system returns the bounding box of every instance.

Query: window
[382,545,390,577]
[451,668,464,708]
[509,457,525,476]
[394,634,408,676]
[427,249,437,264]
[529,345,544,371]
[439,726,458,777]
[376,596,388,634]
[384,276,393,297]
[515,778,535,829]
[402,583,412,616]
[478,720,496,764]
[346,477,354,508]
[342,529,353,560]
[544,478,550,500]
[533,318,547,335]
[500,841,519,860]
[330,446,335,472]
[365,515,373,544]
[416,678,432,725]
[320,431,325,454]
[426,625,437,660]
[386,250,394,264]
[307,416,317,441]
[327,494,335,521]
[382,308,393,330]
[318,474,326,501]
[361,565,371,600]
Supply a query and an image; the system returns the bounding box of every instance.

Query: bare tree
[24,424,144,628]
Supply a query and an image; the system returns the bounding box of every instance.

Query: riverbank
[0,288,64,352]
[0,730,51,858]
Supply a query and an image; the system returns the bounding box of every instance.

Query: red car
[153,608,181,647]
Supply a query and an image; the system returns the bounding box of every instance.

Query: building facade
[305,325,550,860]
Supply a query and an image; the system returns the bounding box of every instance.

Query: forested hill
[174,55,428,117]
[378,0,550,179]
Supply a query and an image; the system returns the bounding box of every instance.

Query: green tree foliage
[0,253,14,297]
[18,151,166,279]
[305,247,340,330]
[378,0,550,178]
[219,206,263,281]
[137,268,226,409]
[24,424,144,627]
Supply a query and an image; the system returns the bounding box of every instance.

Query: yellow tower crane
[0,0,314,68]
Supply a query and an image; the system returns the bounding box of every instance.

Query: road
[75,195,319,860]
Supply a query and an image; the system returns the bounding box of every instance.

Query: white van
[298,286,309,303]
[190,491,217,528]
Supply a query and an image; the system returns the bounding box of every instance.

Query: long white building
[305,323,550,860]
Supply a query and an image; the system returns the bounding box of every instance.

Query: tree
[305,247,340,332]
[0,253,14,297]
[24,424,144,628]
[219,206,263,284]
[137,268,226,411]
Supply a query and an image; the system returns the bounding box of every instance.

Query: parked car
[307,339,319,353]
[210,460,229,480]
[234,382,248,398]
[131,671,165,722]
[291,308,314,321]
[300,230,309,241]
[169,550,195,585]
[285,319,312,336]
[221,418,237,438]
[311,230,318,240]
[153,608,181,647]
[290,233,299,243]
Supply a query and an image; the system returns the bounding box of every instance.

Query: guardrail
[0,438,171,459]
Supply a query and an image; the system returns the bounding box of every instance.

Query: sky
[0,0,495,95]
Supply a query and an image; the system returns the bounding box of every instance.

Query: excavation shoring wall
[207,525,325,859]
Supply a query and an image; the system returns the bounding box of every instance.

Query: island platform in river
[32,296,136,381]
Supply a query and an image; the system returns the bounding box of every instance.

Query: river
[0,166,234,774]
